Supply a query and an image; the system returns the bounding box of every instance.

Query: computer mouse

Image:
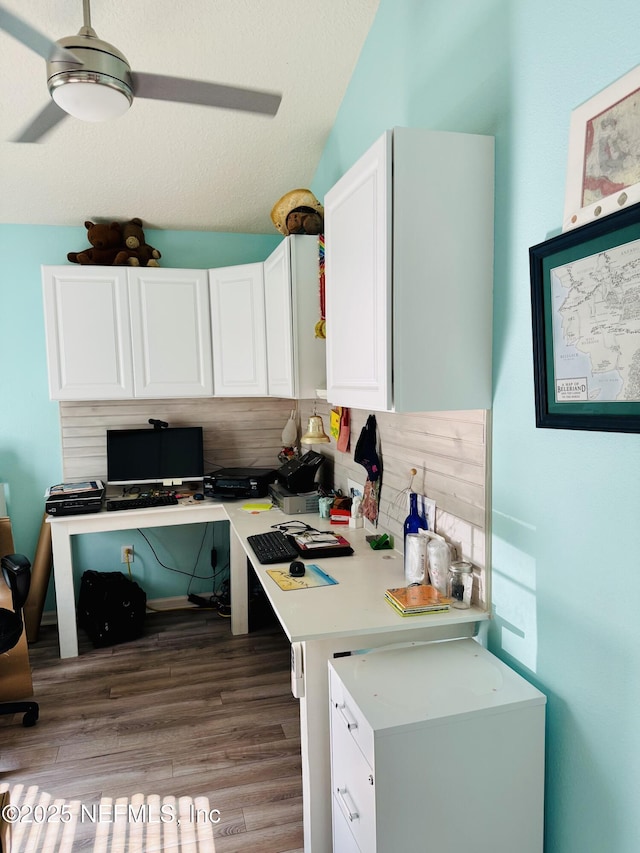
[289,560,306,577]
[193,493,204,501]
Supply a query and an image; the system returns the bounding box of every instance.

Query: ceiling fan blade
[0,5,81,63]
[132,72,281,117]
[13,101,68,143]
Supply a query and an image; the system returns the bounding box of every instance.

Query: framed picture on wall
[563,64,640,232]
[530,201,640,432]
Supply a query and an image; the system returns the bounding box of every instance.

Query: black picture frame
[529,201,640,432]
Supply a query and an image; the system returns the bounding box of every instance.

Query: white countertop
[225,502,487,645]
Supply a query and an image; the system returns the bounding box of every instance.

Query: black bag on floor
[78,570,147,647]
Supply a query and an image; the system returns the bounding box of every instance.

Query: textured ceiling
[0,0,379,233]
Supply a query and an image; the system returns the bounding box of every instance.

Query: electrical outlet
[121,544,134,564]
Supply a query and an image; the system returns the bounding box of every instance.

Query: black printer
[204,467,277,499]
[276,450,324,494]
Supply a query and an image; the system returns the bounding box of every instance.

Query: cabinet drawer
[330,700,375,852]
[329,666,374,766]
[332,792,362,853]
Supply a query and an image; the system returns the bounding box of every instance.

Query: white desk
[48,500,488,853]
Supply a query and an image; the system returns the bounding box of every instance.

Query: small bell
[300,415,330,444]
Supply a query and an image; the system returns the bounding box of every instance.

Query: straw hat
[270,188,324,236]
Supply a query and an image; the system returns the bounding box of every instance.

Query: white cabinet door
[264,239,296,398]
[42,266,134,400]
[128,268,213,398]
[264,235,326,399]
[209,263,268,396]
[325,131,393,412]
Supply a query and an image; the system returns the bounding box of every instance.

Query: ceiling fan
[0,0,282,143]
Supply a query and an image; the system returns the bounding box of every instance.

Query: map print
[550,239,640,403]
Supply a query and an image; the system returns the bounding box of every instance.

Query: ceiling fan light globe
[50,75,132,121]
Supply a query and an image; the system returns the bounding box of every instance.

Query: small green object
[368,533,393,550]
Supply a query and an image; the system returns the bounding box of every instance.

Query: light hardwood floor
[0,603,304,852]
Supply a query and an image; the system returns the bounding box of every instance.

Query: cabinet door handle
[336,786,359,822]
[336,702,358,731]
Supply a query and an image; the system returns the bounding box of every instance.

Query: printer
[275,450,324,494]
[269,451,325,514]
[45,480,105,516]
[204,467,277,499]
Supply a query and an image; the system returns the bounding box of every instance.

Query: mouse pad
[266,564,338,590]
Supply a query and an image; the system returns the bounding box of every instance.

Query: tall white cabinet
[324,127,495,413]
[42,266,212,400]
[329,639,546,853]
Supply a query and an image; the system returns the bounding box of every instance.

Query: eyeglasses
[270,521,318,535]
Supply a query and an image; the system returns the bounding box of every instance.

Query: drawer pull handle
[336,786,359,822]
[336,702,358,731]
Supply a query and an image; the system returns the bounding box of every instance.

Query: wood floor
[0,603,304,852]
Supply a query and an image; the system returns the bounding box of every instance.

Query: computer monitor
[106,426,204,487]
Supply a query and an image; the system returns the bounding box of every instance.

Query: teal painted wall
[0,225,279,603]
[312,0,640,850]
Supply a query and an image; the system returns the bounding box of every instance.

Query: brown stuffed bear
[270,189,324,236]
[114,218,161,267]
[67,221,124,265]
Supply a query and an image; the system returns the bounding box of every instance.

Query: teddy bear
[114,218,161,267]
[67,221,124,265]
[270,189,324,236]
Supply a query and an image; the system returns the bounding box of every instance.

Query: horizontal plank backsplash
[299,400,491,609]
[59,398,295,481]
[60,397,490,608]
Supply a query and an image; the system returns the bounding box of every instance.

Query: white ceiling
[0,0,379,233]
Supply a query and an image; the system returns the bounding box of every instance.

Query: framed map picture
[530,201,640,432]
[563,64,640,232]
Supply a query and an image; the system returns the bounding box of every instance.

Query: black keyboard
[106,495,179,511]
[247,530,299,565]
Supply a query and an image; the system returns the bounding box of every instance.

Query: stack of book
[384,584,451,616]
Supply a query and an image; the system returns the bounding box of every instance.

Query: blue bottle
[404,492,428,541]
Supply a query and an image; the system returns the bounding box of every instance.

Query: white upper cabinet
[128,268,213,398]
[43,266,213,400]
[42,243,326,402]
[264,235,326,399]
[209,263,268,396]
[325,127,495,413]
[42,266,134,400]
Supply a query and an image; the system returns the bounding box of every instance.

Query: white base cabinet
[325,127,494,413]
[329,639,546,853]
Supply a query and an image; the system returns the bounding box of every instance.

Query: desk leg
[229,526,248,635]
[299,638,343,853]
[49,523,79,659]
